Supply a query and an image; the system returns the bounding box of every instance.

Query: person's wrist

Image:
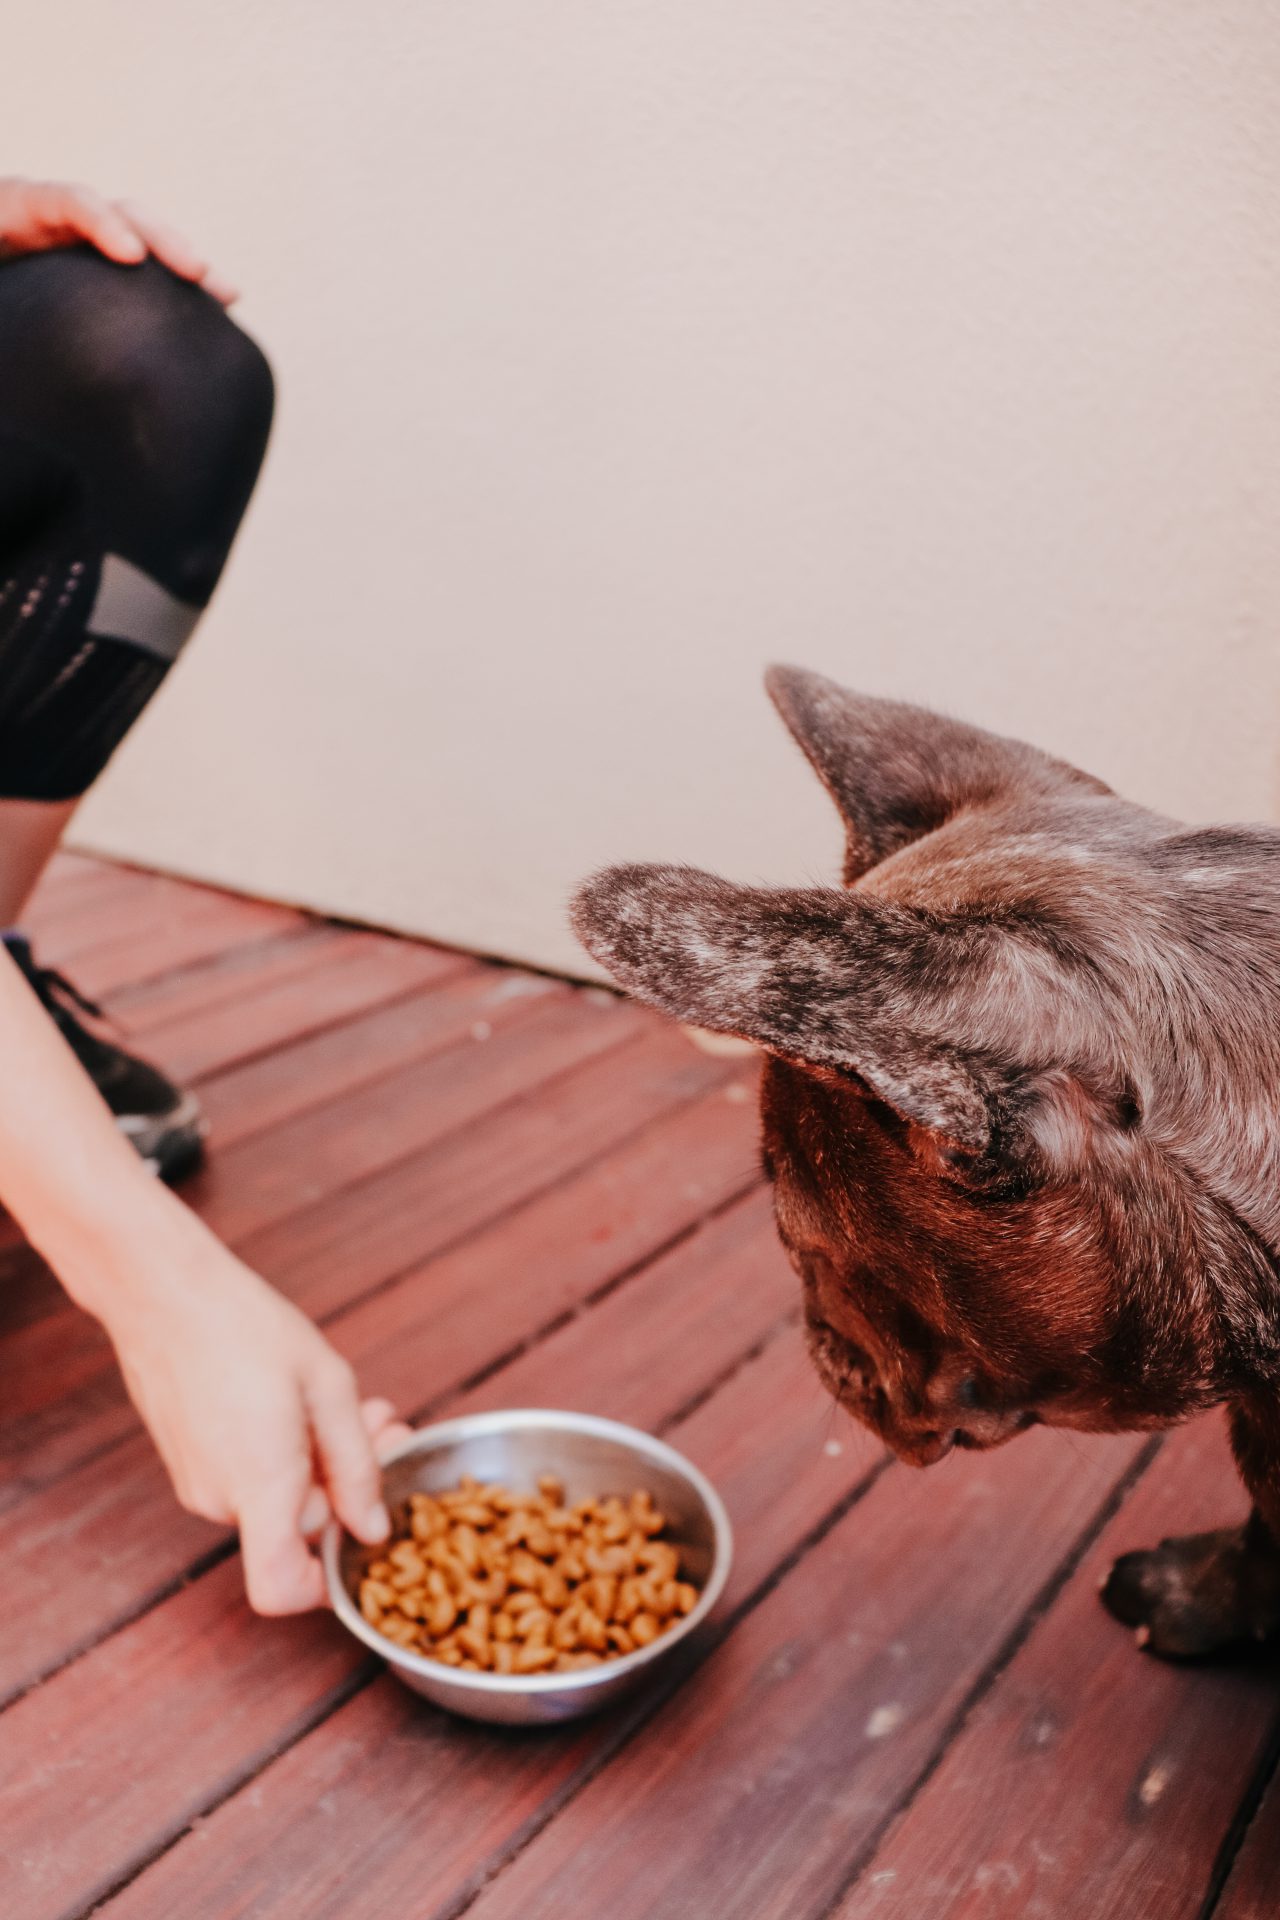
[35,1172,213,1323]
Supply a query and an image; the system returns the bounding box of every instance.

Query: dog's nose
[910,1430,956,1467]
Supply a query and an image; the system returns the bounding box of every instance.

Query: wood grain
[829,1418,1280,1920]
[96,1326,875,1920]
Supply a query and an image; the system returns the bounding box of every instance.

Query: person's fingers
[360,1396,414,1459]
[114,199,204,277]
[299,1485,333,1538]
[113,199,238,303]
[194,265,239,307]
[308,1360,391,1545]
[377,1420,414,1458]
[46,185,146,263]
[238,1480,326,1615]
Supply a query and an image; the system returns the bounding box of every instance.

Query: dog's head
[573,669,1280,1466]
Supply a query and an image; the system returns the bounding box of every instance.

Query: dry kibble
[452,1525,482,1574]
[577,1609,608,1654]
[541,1568,571,1610]
[456,1625,491,1665]
[630,1611,660,1647]
[358,1474,701,1673]
[514,1641,557,1673]
[428,1595,457,1637]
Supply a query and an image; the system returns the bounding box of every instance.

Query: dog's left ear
[765,667,1110,882]
[572,862,1128,1171]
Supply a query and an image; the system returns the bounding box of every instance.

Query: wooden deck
[4,854,1280,1920]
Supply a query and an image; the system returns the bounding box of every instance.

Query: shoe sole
[116,1090,208,1184]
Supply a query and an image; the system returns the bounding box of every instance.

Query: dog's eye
[955,1374,982,1410]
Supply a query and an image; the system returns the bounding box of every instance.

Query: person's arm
[0,177,237,302]
[0,944,400,1612]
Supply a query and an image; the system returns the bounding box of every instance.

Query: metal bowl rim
[322,1406,734,1695]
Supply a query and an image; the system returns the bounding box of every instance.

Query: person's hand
[95,1216,411,1613]
[0,178,238,303]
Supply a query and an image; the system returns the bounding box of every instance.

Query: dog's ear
[572,862,1124,1169]
[765,667,1110,881]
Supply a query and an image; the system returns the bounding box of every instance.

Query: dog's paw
[1100,1526,1280,1658]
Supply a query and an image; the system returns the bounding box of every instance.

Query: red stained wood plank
[30,865,294,974]
[1,1560,363,1920]
[0,1241,61,1337]
[49,891,302,999]
[23,857,142,926]
[188,988,644,1244]
[1212,1762,1280,1919]
[241,1021,733,1324]
[31,848,114,895]
[0,990,643,1492]
[108,921,348,1031]
[0,1062,756,1694]
[0,937,482,1350]
[451,1437,1148,1920]
[5,1217,811,1918]
[134,930,466,1069]
[96,1329,872,1920]
[339,1074,761,1415]
[829,1419,1277,1920]
[446,1183,789,1427]
[196,964,564,1149]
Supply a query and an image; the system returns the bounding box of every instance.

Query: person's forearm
[0,943,197,1311]
[0,925,400,1611]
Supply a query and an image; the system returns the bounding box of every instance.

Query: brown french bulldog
[572,667,1280,1659]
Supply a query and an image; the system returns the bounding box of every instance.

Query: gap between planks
[809,1433,1166,1920]
[81,1319,890,1920]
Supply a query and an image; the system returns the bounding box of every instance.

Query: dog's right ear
[765,667,1110,882]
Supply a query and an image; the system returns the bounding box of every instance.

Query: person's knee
[33,251,274,598]
[65,253,274,477]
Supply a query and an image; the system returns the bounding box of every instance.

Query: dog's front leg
[1101,1398,1280,1658]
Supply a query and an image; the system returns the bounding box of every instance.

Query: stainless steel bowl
[322,1407,734,1726]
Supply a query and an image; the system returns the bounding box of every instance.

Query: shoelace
[21,956,111,1030]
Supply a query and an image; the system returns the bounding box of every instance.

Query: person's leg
[0,247,274,1173]
[0,246,274,804]
[0,798,77,924]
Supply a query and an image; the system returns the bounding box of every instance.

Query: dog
[571,666,1280,1659]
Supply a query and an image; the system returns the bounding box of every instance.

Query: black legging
[0,247,273,800]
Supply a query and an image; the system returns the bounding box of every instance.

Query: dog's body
[573,668,1280,1657]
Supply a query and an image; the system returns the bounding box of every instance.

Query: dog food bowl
[322,1407,733,1726]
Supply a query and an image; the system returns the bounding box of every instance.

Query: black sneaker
[5,934,206,1182]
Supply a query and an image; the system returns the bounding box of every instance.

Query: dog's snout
[902,1429,956,1468]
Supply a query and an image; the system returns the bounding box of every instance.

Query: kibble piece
[577,1608,608,1653]
[456,1625,491,1666]
[515,1606,555,1642]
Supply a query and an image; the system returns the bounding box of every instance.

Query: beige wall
[9,3,1280,974]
